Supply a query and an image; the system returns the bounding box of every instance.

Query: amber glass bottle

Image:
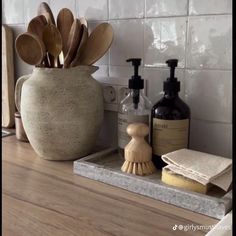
[150,59,190,169]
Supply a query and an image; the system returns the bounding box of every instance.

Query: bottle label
[118,113,149,149]
[152,118,189,156]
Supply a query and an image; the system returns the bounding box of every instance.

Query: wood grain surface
[2,134,219,236]
[2,25,15,127]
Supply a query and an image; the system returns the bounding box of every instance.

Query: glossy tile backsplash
[2,0,232,158]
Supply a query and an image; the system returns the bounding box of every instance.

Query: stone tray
[73,148,232,220]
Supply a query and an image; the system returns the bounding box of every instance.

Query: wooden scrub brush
[121,123,156,176]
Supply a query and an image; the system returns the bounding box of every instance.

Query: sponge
[161,168,211,194]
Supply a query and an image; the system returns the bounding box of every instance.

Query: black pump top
[164,59,180,93]
[126,58,144,90]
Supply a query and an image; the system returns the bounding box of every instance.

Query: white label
[152,118,189,156]
[118,113,149,149]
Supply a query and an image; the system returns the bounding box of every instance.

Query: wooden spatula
[42,24,62,67]
[63,19,82,68]
[38,2,56,25]
[70,24,88,67]
[15,32,46,66]
[57,8,74,57]
[76,23,114,66]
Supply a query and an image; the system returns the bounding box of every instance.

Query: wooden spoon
[57,8,74,57]
[70,24,88,67]
[27,15,49,67]
[76,23,114,65]
[27,15,47,39]
[15,32,45,66]
[38,2,56,25]
[63,19,82,68]
[42,24,62,67]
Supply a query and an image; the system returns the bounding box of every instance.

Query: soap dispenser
[118,58,152,157]
[151,59,190,169]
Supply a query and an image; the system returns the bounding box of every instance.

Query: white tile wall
[50,0,76,20]
[3,0,232,157]
[110,19,144,66]
[93,65,109,77]
[109,66,143,78]
[144,17,187,68]
[146,0,188,17]
[189,0,232,15]
[186,15,232,69]
[185,70,232,123]
[2,0,25,24]
[76,0,108,21]
[24,0,50,24]
[190,119,232,158]
[109,0,144,19]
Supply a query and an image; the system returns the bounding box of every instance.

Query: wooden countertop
[2,135,219,236]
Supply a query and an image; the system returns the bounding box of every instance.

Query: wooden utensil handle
[44,55,50,67]
[48,54,55,67]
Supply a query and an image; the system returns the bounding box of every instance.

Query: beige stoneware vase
[15,66,104,161]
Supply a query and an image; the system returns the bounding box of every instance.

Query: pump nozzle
[166,59,178,79]
[163,59,180,93]
[126,58,143,90]
[126,58,143,109]
[127,58,141,77]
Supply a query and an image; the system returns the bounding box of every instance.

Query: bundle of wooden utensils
[15,2,114,68]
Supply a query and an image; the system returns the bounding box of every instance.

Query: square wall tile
[144,17,187,68]
[2,0,25,24]
[87,21,109,65]
[189,0,232,15]
[186,15,232,69]
[110,19,144,66]
[185,70,232,123]
[76,0,108,21]
[50,0,76,21]
[146,0,187,17]
[190,119,232,158]
[144,67,185,104]
[24,0,49,24]
[109,0,144,19]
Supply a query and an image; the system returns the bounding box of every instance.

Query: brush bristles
[121,160,156,176]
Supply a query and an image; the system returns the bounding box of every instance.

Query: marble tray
[73,148,232,220]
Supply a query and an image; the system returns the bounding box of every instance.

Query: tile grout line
[101,65,232,72]
[74,0,77,17]
[107,0,111,77]
[143,0,146,68]
[108,13,232,21]
[183,0,190,98]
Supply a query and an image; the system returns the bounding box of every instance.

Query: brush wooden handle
[122,123,155,176]
[127,122,149,138]
[124,123,152,163]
